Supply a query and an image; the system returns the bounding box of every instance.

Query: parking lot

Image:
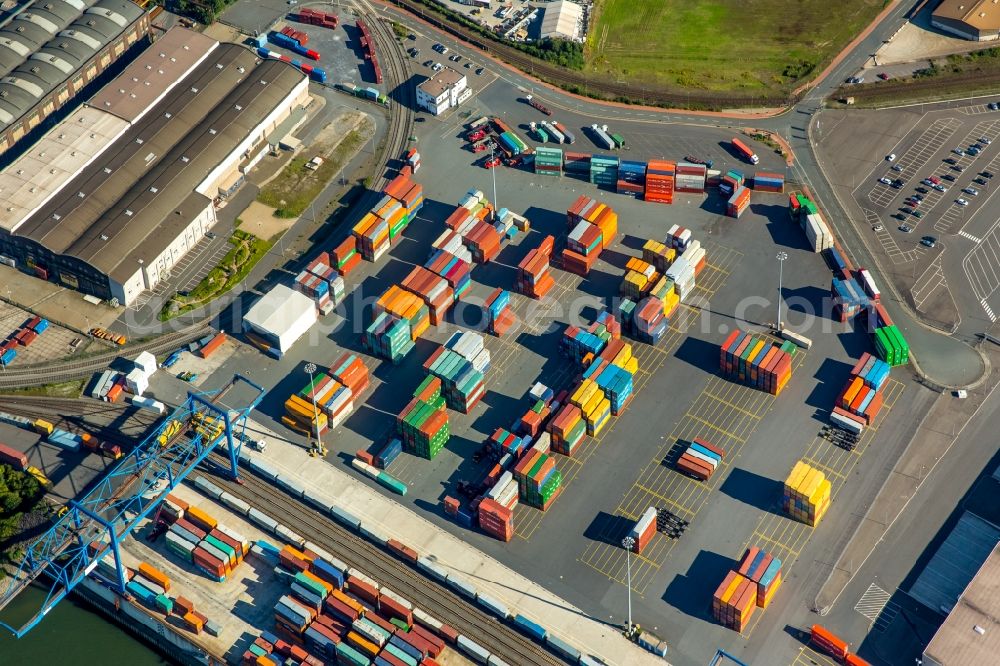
[818,100,1000,336]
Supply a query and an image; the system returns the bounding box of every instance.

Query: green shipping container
[390,618,410,631]
[294,571,328,599]
[385,642,418,666]
[376,472,407,495]
[336,641,371,666]
[155,593,173,614]
[203,535,237,567]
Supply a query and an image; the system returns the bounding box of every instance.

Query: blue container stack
[376,438,403,469]
[825,247,850,278]
[618,160,647,184]
[589,155,619,188]
[856,355,891,392]
[831,277,869,321]
[32,318,49,334]
[47,428,82,452]
[560,326,607,363]
[364,312,415,363]
[592,363,634,415]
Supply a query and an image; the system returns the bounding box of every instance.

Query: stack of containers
[645,160,675,203]
[478,497,514,541]
[294,269,332,315]
[282,393,329,436]
[706,168,722,188]
[617,160,646,195]
[353,210,390,262]
[463,219,503,264]
[488,428,529,458]
[485,470,519,512]
[719,170,745,196]
[484,288,515,336]
[621,257,658,299]
[435,228,475,263]
[831,277,869,322]
[782,460,831,527]
[363,312,414,363]
[738,546,784,609]
[684,240,708,277]
[285,373,351,432]
[712,571,757,632]
[727,186,751,218]
[444,331,491,375]
[665,224,693,252]
[548,402,586,456]
[405,147,421,172]
[564,219,602,276]
[305,253,346,307]
[493,117,528,154]
[377,194,410,245]
[331,236,362,277]
[628,507,657,554]
[376,286,431,341]
[426,249,473,300]
[561,323,608,364]
[804,211,835,252]
[718,329,793,396]
[630,297,668,344]
[753,171,785,193]
[397,376,450,459]
[401,265,454,325]
[675,437,725,481]
[517,235,556,299]
[874,325,909,367]
[569,379,612,437]
[564,152,590,174]
[513,448,563,510]
[665,253,696,303]
[589,353,634,415]
[424,345,487,413]
[788,191,802,219]
[534,146,563,175]
[675,161,707,193]
[589,154,619,188]
[642,239,676,273]
[837,353,889,426]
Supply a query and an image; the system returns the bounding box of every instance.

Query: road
[375,0,984,389]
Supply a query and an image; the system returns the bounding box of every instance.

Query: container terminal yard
[0,1,998,666]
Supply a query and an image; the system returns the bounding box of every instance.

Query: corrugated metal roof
[933,0,1000,32]
[911,512,1000,614]
[87,27,217,123]
[0,0,100,79]
[11,46,304,282]
[924,543,1000,665]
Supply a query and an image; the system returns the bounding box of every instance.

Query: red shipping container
[845,653,872,666]
[409,624,444,656]
[395,629,433,658]
[174,518,207,540]
[209,528,244,559]
[379,594,413,625]
[324,596,360,623]
[280,549,309,573]
[692,438,726,459]
[438,624,459,644]
[376,651,408,666]
[862,391,883,424]
[346,575,379,606]
[810,625,849,660]
[192,546,226,578]
[386,538,418,563]
[677,453,712,481]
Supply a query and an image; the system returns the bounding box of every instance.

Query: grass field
[586,0,885,95]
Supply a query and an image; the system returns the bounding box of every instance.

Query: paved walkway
[237,417,666,666]
[814,339,1000,613]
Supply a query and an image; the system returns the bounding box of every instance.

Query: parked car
[964,187,980,196]
[953,148,965,155]
[956,198,969,206]
[974,177,987,185]
[878,72,890,80]
[953,165,966,172]
[893,213,907,221]
[989,102,999,110]
[933,184,947,192]
[872,223,883,232]
[886,153,896,162]
[943,174,956,181]
[891,164,903,172]
[898,224,913,232]
[944,158,957,165]
[476,67,484,75]
[916,186,929,194]
[980,137,992,145]
[878,177,892,185]
[432,63,443,72]
[984,171,995,178]
[423,60,434,67]
[913,210,925,218]
[929,175,942,184]
[921,236,937,248]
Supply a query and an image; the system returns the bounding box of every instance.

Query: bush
[0,465,42,544]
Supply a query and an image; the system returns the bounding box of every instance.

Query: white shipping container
[685,239,701,256]
[125,368,148,396]
[686,447,719,469]
[859,269,881,300]
[830,410,864,435]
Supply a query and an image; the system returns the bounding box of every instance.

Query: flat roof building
[416,67,468,116]
[932,0,1000,41]
[0,28,310,306]
[923,543,1000,666]
[242,283,318,354]
[0,0,150,155]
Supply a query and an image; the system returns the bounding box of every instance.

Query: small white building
[242,283,318,354]
[416,68,469,116]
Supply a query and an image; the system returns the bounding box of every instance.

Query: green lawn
[587,0,884,95]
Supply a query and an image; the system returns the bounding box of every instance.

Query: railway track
[203,458,566,666]
[0,397,569,664]
[0,322,211,390]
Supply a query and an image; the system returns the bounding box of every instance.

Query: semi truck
[525,95,552,115]
[732,137,759,165]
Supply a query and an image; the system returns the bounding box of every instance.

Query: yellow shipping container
[185,506,217,531]
[624,356,639,375]
[582,388,605,417]
[785,461,809,493]
[720,572,745,604]
[610,342,633,368]
[570,380,599,409]
[663,290,680,317]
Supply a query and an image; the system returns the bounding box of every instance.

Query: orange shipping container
[198,332,226,359]
[138,563,171,591]
[185,506,217,531]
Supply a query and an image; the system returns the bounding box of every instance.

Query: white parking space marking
[867,209,925,265]
[862,118,962,208]
[933,124,1000,234]
[982,300,997,322]
[959,230,982,243]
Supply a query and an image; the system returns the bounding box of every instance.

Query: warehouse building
[539,1,584,42]
[0,27,310,306]
[416,67,468,115]
[923,543,1000,666]
[0,0,150,156]
[932,0,1000,41]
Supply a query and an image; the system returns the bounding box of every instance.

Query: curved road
[376,0,985,387]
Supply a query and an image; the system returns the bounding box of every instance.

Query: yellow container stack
[569,379,611,437]
[782,460,831,527]
[642,239,676,273]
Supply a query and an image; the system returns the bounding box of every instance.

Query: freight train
[267,31,320,60]
[257,47,327,83]
[355,18,383,84]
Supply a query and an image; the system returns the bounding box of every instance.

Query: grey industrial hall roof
[87,26,218,123]
[0,0,144,133]
[0,0,99,78]
[13,46,304,283]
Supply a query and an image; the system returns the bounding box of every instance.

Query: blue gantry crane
[0,373,263,637]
